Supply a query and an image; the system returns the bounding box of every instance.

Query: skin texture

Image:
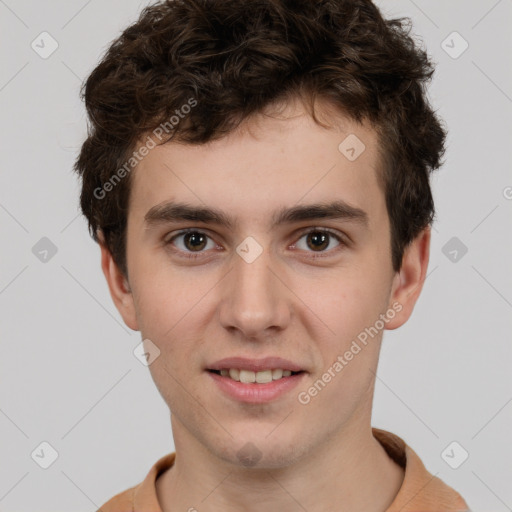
[100,99,430,512]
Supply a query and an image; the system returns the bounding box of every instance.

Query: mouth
[207,368,305,384]
[205,358,307,403]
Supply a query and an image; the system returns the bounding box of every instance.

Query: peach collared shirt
[97,428,470,512]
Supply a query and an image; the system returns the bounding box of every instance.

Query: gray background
[1,0,511,510]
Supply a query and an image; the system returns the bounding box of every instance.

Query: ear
[385,226,431,330]
[98,232,139,331]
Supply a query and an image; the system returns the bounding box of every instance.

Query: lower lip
[207,371,306,403]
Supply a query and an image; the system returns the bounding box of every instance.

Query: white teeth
[216,368,298,383]
[272,368,283,379]
[239,370,255,383]
[256,370,273,383]
[229,368,240,381]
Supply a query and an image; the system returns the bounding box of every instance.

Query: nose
[218,247,291,340]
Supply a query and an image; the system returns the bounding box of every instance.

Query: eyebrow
[144,200,369,230]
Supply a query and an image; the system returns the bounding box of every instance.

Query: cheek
[305,267,388,343]
[296,276,385,419]
[130,255,212,336]
[131,272,208,406]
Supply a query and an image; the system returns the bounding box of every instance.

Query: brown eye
[182,232,208,251]
[165,230,216,257]
[294,229,344,255]
[306,231,330,251]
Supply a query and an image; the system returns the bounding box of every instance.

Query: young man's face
[102,99,429,468]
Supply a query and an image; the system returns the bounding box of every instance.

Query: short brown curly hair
[74,0,446,277]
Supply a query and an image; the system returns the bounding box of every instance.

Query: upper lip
[207,357,305,373]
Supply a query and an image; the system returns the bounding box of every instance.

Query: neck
[156,418,405,512]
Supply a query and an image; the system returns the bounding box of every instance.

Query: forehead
[128,102,384,229]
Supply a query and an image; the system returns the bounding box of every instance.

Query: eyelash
[164,228,347,260]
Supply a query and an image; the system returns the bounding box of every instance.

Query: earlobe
[98,235,139,331]
[385,227,431,330]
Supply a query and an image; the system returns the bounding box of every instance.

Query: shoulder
[95,453,176,512]
[373,428,470,512]
[96,484,137,511]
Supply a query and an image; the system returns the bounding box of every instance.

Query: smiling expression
[102,98,428,468]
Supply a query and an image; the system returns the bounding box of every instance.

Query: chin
[212,433,306,470]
